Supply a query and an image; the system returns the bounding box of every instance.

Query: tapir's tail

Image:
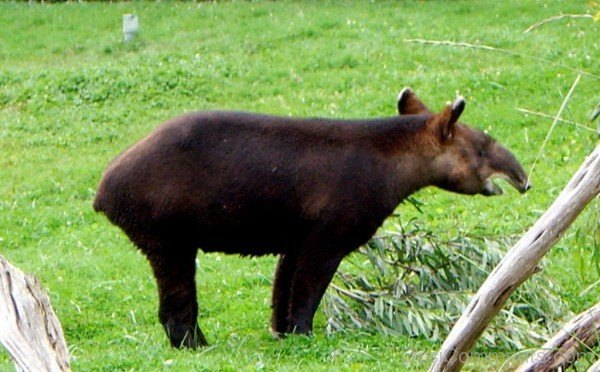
[93,170,121,217]
[93,178,110,215]
[93,191,104,213]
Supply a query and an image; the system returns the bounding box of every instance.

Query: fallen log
[430,144,600,372]
[0,255,70,372]
[517,301,600,371]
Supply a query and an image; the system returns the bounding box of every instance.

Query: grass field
[0,1,598,370]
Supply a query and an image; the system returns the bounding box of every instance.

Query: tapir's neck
[387,152,438,206]
[359,114,431,150]
[358,115,441,205]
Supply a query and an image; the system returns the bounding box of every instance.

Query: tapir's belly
[140,189,314,256]
[193,210,311,256]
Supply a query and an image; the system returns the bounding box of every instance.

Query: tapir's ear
[449,96,465,125]
[397,87,432,115]
[437,96,465,142]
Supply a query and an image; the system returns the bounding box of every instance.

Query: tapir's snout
[520,181,532,193]
[509,178,531,194]
[506,158,531,194]
[486,144,531,196]
[481,172,530,196]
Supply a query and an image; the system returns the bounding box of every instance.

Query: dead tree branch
[517,301,600,371]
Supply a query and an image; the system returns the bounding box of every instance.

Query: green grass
[0,0,598,370]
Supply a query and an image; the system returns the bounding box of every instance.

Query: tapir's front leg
[286,246,346,334]
[145,247,207,348]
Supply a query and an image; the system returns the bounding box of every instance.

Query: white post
[123,14,139,43]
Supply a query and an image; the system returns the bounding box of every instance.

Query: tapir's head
[397,88,530,196]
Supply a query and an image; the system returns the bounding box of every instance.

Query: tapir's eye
[478,149,485,157]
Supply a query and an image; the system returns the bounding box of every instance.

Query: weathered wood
[588,357,600,372]
[517,301,600,371]
[430,144,600,372]
[0,255,70,372]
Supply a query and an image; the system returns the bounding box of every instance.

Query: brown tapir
[93,88,530,348]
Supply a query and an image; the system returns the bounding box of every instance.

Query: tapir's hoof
[269,326,287,340]
[166,324,208,349]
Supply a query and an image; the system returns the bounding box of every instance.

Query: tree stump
[0,255,70,372]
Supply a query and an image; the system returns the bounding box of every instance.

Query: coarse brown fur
[93,89,530,348]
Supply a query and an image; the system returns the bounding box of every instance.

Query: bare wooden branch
[403,38,600,79]
[430,144,600,372]
[0,255,70,372]
[527,74,581,181]
[517,301,600,371]
[523,14,593,34]
[591,103,600,123]
[515,107,598,133]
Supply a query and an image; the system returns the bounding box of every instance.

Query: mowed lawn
[0,1,598,370]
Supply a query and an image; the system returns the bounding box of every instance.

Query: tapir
[93,88,530,348]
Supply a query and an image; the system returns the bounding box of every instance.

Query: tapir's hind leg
[270,253,298,336]
[145,247,207,348]
[286,245,346,335]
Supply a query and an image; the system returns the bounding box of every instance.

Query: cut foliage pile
[325,219,570,349]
